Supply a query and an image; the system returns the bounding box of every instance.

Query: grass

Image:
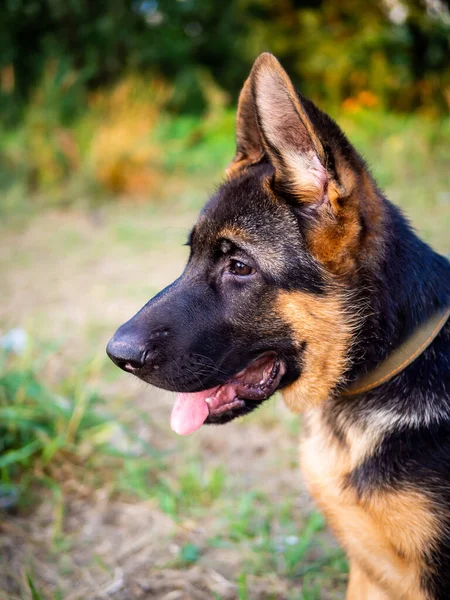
[0,331,346,598]
[0,341,164,514]
[0,90,449,597]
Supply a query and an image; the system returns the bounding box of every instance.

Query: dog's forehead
[193,166,301,253]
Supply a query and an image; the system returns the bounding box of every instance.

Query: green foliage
[1,0,449,127]
[0,0,449,208]
[300,579,321,600]
[0,341,159,505]
[248,0,450,114]
[227,491,273,542]
[26,572,47,600]
[283,512,326,573]
[237,571,248,600]
[155,108,236,175]
[177,463,226,508]
[179,542,201,564]
[1,0,147,123]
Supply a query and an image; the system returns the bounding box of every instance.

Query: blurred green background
[0,1,449,599]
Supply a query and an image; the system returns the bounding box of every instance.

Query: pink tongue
[170,388,216,436]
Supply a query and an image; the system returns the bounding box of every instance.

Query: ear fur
[226,76,264,178]
[249,53,329,204]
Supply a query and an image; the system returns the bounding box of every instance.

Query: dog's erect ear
[227,54,383,275]
[249,53,329,204]
[228,53,383,273]
[226,76,264,178]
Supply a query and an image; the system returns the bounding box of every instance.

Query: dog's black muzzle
[106,275,239,391]
[106,278,180,376]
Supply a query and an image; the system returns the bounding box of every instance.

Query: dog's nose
[106,334,147,373]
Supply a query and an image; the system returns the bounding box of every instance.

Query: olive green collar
[342,307,450,396]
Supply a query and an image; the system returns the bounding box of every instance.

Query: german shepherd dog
[107,53,450,599]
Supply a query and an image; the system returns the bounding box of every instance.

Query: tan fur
[306,167,385,275]
[216,225,251,243]
[300,408,437,600]
[306,206,362,276]
[346,562,391,600]
[278,290,355,412]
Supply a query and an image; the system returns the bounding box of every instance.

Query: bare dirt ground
[0,205,345,600]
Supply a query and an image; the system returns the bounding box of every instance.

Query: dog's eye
[229,260,253,276]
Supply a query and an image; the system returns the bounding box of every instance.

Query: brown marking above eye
[216,225,251,244]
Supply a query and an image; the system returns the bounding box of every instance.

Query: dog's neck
[346,198,450,384]
[318,199,450,437]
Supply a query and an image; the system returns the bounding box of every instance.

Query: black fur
[346,202,450,378]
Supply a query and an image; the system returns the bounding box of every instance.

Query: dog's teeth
[205,397,212,405]
[259,378,265,385]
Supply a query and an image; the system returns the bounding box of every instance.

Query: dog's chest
[299,407,435,599]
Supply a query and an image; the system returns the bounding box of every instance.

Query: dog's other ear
[249,52,331,204]
[226,76,264,178]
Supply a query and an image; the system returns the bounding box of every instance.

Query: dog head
[107,53,385,434]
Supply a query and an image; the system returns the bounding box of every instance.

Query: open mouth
[170,352,286,435]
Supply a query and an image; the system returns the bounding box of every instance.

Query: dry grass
[88,77,171,196]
